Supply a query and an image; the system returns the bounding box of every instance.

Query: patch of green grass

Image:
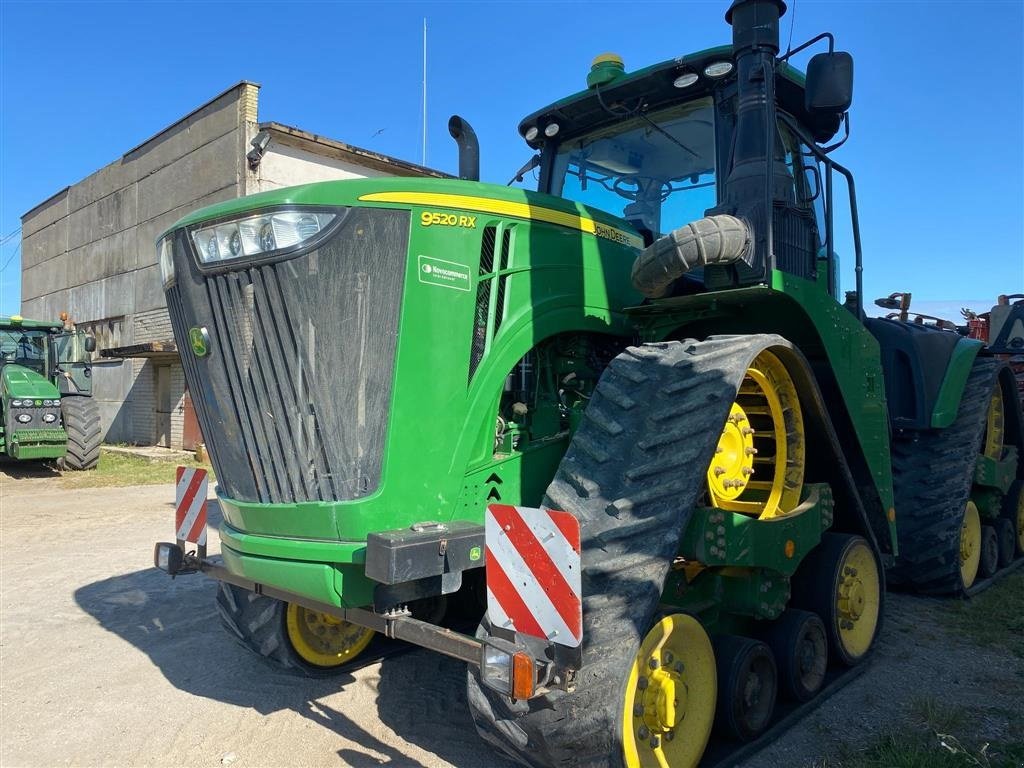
[909,696,967,734]
[948,571,1024,659]
[57,448,215,489]
[819,696,1024,768]
[830,726,1017,768]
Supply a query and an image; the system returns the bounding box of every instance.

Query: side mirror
[84,336,96,353]
[805,52,853,114]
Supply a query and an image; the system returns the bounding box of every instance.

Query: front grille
[167,208,410,504]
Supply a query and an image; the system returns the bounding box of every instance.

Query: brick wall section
[131,359,154,443]
[133,308,174,344]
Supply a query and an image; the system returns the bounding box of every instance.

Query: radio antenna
[422,18,427,166]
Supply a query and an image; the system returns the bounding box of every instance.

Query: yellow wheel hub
[959,501,982,589]
[834,539,880,661]
[707,403,756,503]
[622,614,716,768]
[707,351,805,520]
[285,603,375,668]
[984,388,1005,462]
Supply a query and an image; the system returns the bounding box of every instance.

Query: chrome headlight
[158,236,176,288]
[42,413,57,423]
[16,413,32,423]
[191,210,338,265]
[11,399,23,407]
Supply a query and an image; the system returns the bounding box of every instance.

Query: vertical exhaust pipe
[722,0,787,269]
[448,115,480,182]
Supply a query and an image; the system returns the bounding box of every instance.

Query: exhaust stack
[448,115,480,182]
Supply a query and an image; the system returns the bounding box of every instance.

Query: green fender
[930,338,985,428]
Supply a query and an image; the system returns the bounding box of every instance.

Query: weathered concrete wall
[20,83,260,445]
[254,142,389,192]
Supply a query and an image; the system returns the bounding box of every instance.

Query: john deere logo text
[189,327,209,357]
[417,255,471,292]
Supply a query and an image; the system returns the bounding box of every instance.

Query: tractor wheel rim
[797,625,828,692]
[834,539,880,660]
[707,351,805,520]
[285,603,375,668]
[622,614,716,768]
[959,501,982,589]
[707,402,755,502]
[984,388,1005,462]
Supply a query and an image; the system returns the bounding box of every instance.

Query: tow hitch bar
[152,542,577,696]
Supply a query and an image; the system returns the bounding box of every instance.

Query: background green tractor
[152,0,1021,765]
[0,314,100,470]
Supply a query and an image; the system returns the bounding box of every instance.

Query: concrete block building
[20,82,443,449]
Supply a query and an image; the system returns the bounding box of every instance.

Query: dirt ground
[1,470,1021,768]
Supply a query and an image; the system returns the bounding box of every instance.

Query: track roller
[978,525,1000,580]
[791,533,881,666]
[712,635,777,742]
[960,501,983,589]
[622,614,717,768]
[1005,479,1024,557]
[759,610,828,702]
[994,518,1016,569]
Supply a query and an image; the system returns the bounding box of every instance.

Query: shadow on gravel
[0,458,60,479]
[71,503,507,766]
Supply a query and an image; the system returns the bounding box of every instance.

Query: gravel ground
[1,469,1021,767]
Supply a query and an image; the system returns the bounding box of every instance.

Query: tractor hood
[1,364,60,400]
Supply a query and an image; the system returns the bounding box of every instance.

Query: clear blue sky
[1,0,1021,318]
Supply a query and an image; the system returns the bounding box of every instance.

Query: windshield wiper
[507,154,541,186]
[636,112,700,159]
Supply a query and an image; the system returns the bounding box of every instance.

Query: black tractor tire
[466,335,801,768]
[978,525,1000,579]
[888,358,1003,594]
[994,518,1016,568]
[215,582,370,678]
[759,609,828,703]
[215,582,302,672]
[59,396,101,470]
[712,635,778,742]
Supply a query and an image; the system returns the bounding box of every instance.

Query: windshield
[550,98,718,239]
[0,330,49,376]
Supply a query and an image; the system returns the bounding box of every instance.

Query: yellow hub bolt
[707,402,755,504]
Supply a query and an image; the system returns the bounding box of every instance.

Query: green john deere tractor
[152,1,1022,765]
[0,314,100,470]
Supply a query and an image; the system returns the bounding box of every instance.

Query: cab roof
[0,315,62,331]
[517,45,829,149]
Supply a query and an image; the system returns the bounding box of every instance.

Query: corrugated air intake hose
[631,214,752,298]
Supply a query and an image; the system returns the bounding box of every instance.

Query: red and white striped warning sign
[175,466,208,545]
[485,504,582,648]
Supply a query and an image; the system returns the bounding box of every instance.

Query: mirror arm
[821,113,850,154]
[780,31,834,62]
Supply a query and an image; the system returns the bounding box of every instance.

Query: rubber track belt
[888,357,1014,595]
[467,335,803,768]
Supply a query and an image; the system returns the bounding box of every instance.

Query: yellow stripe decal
[358,191,643,249]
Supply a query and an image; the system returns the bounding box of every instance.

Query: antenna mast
[422,18,427,166]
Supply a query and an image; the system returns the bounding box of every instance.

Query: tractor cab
[518,17,858,303]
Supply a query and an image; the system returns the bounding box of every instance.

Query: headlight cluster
[158,236,175,288]
[10,399,61,426]
[190,211,336,264]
